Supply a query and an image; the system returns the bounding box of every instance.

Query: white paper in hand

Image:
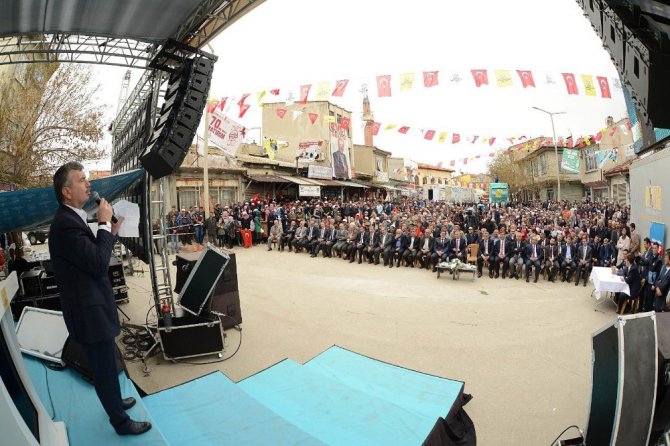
[113,200,140,238]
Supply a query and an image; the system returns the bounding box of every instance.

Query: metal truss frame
[0,34,156,68]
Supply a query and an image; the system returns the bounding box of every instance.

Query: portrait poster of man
[330,123,351,179]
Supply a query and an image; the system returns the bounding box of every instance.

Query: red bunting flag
[238,103,250,118]
[596,76,611,98]
[452,133,461,144]
[449,160,456,167]
[217,97,227,111]
[423,71,439,87]
[471,69,488,87]
[371,122,381,136]
[339,117,350,129]
[208,100,218,114]
[308,113,318,124]
[516,70,535,88]
[562,73,579,95]
[269,89,280,96]
[424,130,435,140]
[300,85,311,104]
[237,94,250,107]
[376,75,392,97]
[609,127,616,136]
[398,126,410,134]
[489,137,496,146]
[463,158,468,165]
[489,152,495,157]
[276,108,287,119]
[595,131,602,141]
[332,80,349,97]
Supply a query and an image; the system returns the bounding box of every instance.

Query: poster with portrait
[329,123,351,179]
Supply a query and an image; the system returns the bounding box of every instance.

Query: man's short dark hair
[53,162,84,204]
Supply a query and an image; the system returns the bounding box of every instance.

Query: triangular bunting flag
[269,89,280,96]
[292,110,302,121]
[237,94,250,107]
[424,130,435,140]
[256,90,267,104]
[276,108,287,119]
[384,123,397,130]
[323,115,336,124]
[332,80,349,97]
[308,113,318,125]
[315,81,330,101]
[238,103,250,118]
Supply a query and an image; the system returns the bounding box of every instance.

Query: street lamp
[532,106,566,202]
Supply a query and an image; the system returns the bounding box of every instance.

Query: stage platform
[25,345,465,445]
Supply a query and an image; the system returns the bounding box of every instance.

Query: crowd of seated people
[167,196,668,313]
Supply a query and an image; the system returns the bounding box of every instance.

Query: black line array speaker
[139,56,215,179]
[62,336,126,384]
[585,312,657,446]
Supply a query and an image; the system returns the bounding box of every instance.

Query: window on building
[422,177,427,185]
[415,175,420,185]
[437,178,442,184]
[584,147,598,172]
[539,154,547,175]
[177,188,199,210]
[430,177,436,185]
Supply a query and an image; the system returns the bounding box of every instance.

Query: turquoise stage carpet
[25,345,467,445]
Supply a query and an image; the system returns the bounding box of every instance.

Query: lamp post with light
[532,106,566,202]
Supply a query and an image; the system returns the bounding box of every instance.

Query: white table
[590,267,630,311]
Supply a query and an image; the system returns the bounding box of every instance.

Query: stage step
[303,346,463,420]
[237,358,442,446]
[143,371,326,445]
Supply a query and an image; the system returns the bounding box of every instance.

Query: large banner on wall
[207,110,245,157]
[297,141,323,162]
[330,123,351,179]
[561,149,580,173]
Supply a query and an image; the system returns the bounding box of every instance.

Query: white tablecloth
[590,267,630,300]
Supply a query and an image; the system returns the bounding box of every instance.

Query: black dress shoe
[121,397,136,410]
[526,277,530,283]
[477,272,482,278]
[115,420,152,436]
[533,277,538,283]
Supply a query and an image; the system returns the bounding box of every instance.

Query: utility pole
[532,107,566,202]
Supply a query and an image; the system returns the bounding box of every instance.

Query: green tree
[487,152,524,199]
[0,63,106,188]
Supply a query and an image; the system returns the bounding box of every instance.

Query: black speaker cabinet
[210,290,242,329]
[585,312,658,446]
[62,336,126,383]
[20,270,43,299]
[178,245,229,316]
[157,311,224,360]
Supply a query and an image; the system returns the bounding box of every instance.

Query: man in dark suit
[598,238,616,267]
[509,233,526,280]
[310,221,327,257]
[652,250,670,312]
[574,234,593,287]
[402,226,421,267]
[494,230,510,278]
[48,162,151,436]
[449,229,467,262]
[544,237,560,282]
[560,235,577,283]
[525,235,544,283]
[387,228,407,268]
[349,224,370,264]
[477,231,497,278]
[317,223,335,258]
[418,229,435,270]
[374,225,393,265]
[364,225,379,264]
[431,230,450,272]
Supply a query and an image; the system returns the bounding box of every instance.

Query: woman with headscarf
[616,226,631,265]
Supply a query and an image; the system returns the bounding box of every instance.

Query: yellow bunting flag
[384,123,398,130]
[438,131,448,143]
[256,90,266,104]
[323,115,336,124]
[399,72,415,91]
[315,81,331,100]
[495,70,513,87]
[581,75,596,96]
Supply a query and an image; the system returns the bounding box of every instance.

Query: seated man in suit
[544,237,560,282]
[509,232,526,280]
[364,225,379,264]
[280,220,297,252]
[449,229,467,262]
[477,230,497,278]
[310,221,328,257]
[619,253,641,313]
[494,229,510,279]
[374,225,393,265]
[597,237,616,267]
[300,221,318,254]
[418,228,435,270]
[387,228,407,268]
[431,230,450,272]
[291,221,307,253]
[332,222,348,257]
[402,225,421,267]
[316,223,335,258]
[266,219,283,251]
[349,223,370,264]
[560,235,577,282]
[525,235,544,283]
[574,234,593,287]
[342,223,359,260]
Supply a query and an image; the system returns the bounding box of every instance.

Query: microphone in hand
[92,191,118,224]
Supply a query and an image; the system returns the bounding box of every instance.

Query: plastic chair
[467,244,478,265]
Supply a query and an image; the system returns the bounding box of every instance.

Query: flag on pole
[300,84,311,103]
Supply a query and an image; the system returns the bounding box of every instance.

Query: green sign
[489,183,509,203]
[561,149,580,173]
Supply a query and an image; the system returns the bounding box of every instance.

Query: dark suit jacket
[525,243,544,262]
[449,238,466,256]
[391,235,408,251]
[625,262,642,298]
[598,244,616,264]
[378,233,393,249]
[655,266,670,297]
[419,236,435,253]
[49,205,119,344]
[510,240,526,259]
[478,239,496,259]
[576,243,593,263]
[405,235,420,251]
[544,244,560,263]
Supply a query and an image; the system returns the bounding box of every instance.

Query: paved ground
[118,244,615,445]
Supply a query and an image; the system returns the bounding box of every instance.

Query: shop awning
[276,175,314,185]
[583,180,608,188]
[247,175,291,183]
[316,179,348,187]
[339,180,368,188]
[350,179,377,188]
